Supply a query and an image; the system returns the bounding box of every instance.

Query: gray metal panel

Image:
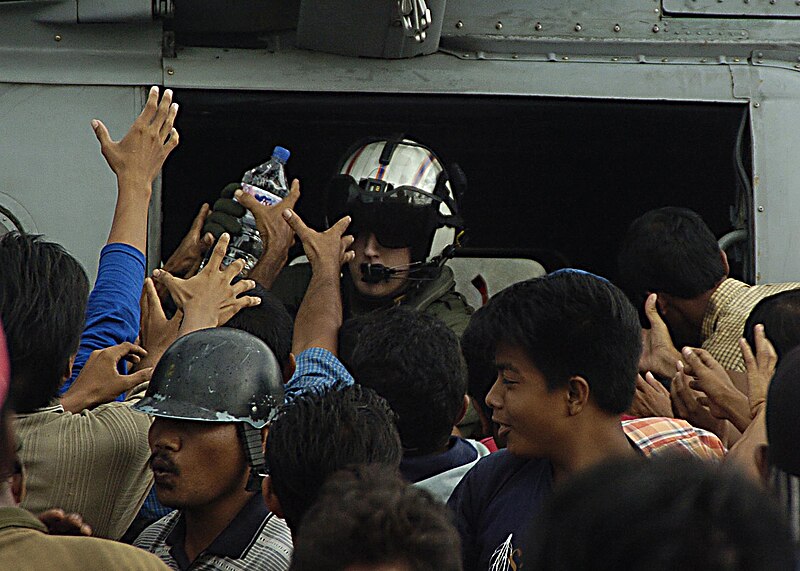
[162,46,739,102]
[0,84,146,282]
[742,66,800,283]
[663,0,800,18]
[78,0,152,22]
[0,3,162,85]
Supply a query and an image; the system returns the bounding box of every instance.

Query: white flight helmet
[326,136,464,269]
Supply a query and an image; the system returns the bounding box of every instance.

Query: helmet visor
[326,175,439,248]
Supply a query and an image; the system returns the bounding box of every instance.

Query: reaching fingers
[644,372,670,396]
[119,367,153,392]
[739,336,756,370]
[643,293,663,328]
[234,189,260,213]
[91,119,113,150]
[680,347,708,376]
[328,215,352,238]
[190,204,211,233]
[153,88,173,128]
[282,208,311,240]
[232,279,257,297]
[696,395,711,409]
[282,179,301,209]
[754,324,778,369]
[224,257,247,281]
[166,127,179,151]
[233,295,262,312]
[143,278,166,321]
[106,342,147,364]
[159,101,178,142]
[151,268,183,302]
[203,233,231,273]
[138,86,160,126]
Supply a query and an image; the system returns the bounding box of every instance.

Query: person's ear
[62,353,77,381]
[566,376,590,416]
[262,475,284,519]
[720,249,730,277]
[755,444,770,484]
[454,395,470,426]
[282,353,296,384]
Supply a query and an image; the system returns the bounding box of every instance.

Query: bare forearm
[107,177,152,254]
[292,268,342,355]
[250,250,288,290]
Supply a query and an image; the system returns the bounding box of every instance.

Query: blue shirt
[283,347,354,403]
[447,450,554,571]
[60,243,145,397]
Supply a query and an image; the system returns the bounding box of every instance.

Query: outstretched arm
[282,209,354,355]
[62,87,180,396]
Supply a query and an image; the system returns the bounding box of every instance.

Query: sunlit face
[347,232,412,299]
[148,417,249,509]
[486,342,567,459]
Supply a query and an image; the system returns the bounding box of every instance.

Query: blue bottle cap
[272,146,290,163]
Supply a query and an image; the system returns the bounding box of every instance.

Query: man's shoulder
[0,523,169,570]
[449,450,551,504]
[15,402,149,436]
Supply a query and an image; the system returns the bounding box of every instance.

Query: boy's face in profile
[487,342,565,459]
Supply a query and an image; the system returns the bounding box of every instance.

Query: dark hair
[766,346,800,477]
[337,312,377,373]
[526,456,795,571]
[225,285,293,372]
[472,270,640,414]
[461,308,499,428]
[616,207,726,310]
[290,464,462,571]
[266,384,402,532]
[744,289,800,361]
[348,307,466,455]
[0,233,89,412]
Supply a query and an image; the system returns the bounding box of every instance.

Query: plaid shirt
[284,347,354,403]
[622,417,726,460]
[701,278,800,371]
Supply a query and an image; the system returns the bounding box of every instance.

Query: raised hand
[135,277,182,371]
[92,85,180,253]
[282,209,355,270]
[739,324,778,417]
[681,346,751,432]
[152,233,260,335]
[628,372,673,418]
[639,293,682,379]
[670,360,727,439]
[236,179,300,258]
[160,203,214,282]
[281,208,354,354]
[236,180,302,288]
[60,342,153,413]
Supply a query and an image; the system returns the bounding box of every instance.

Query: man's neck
[182,490,254,563]
[548,418,637,483]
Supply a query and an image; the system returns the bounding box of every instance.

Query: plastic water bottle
[203,146,291,275]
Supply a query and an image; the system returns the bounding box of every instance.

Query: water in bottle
[203,146,291,275]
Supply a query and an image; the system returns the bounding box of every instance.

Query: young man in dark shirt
[448,270,643,571]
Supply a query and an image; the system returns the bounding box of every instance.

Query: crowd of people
[1,86,798,570]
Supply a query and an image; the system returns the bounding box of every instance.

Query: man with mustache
[133,327,292,571]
